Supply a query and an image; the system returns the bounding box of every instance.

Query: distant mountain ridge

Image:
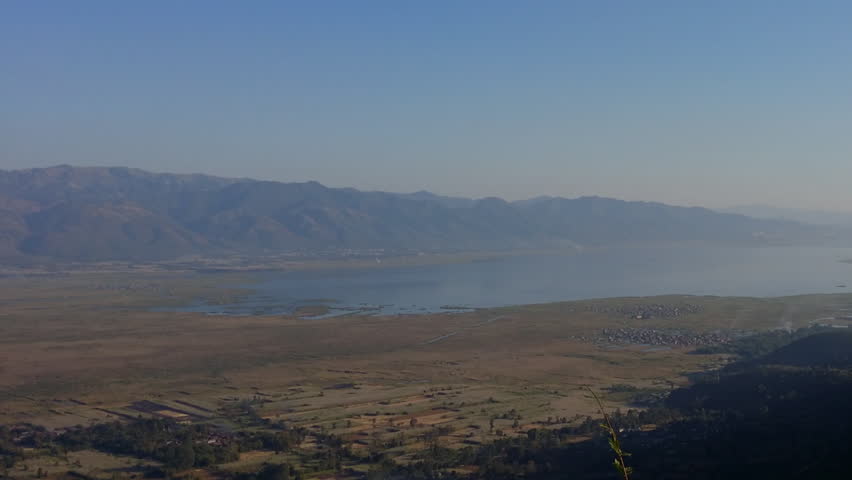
[0,165,846,262]
[721,205,852,226]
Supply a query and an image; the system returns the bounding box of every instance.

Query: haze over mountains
[722,205,852,227]
[0,165,846,263]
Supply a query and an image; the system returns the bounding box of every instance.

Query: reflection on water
[168,246,852,316]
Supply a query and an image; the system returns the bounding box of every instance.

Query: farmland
[2,271,852,478]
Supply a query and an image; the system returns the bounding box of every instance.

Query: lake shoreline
[162,245,852,317]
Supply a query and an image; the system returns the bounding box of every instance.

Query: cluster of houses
[584,302,704,320]
[590,327,737,347]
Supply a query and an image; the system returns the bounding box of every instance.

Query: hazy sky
[3,1,852,210]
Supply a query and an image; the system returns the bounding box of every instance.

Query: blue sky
[2,1,852,210]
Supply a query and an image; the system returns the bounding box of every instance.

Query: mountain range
[721,205,852,226]
[0,165,846,263]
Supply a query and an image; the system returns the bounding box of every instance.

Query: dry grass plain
[2,270,852,477]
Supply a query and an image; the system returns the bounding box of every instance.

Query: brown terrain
[2,270,852,477]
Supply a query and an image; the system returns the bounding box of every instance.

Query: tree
[167,435,196,471]
[257,463,291,480]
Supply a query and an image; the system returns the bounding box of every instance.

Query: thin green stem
[586,386,631,480]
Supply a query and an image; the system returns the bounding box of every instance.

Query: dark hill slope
[757,331,852,368]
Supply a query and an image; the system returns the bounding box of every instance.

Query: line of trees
[56,418,307,472]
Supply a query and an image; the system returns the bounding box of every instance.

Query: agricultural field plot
[4,449,161,480]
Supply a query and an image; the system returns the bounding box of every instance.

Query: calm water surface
[174,246,852,316]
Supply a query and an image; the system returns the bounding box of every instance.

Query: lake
[174,246,852,316]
